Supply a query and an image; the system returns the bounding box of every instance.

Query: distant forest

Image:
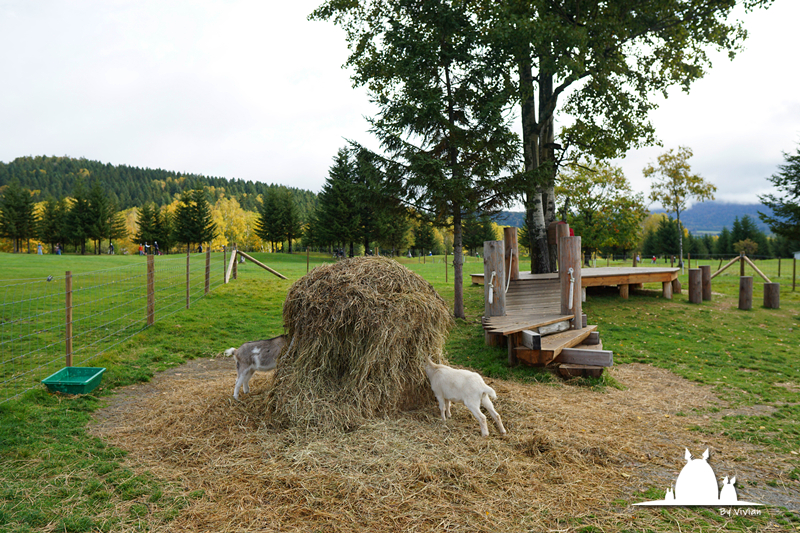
[0,156,318,222]
[495,201,775,236]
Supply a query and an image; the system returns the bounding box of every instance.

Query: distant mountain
[494,201,774,235]
[650,201,773,235]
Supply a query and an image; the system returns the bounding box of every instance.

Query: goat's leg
[464,399,489,437]
[242,367,257,394]
[436,395,448,422]
[445,399,452,419]
[233,372,247,400]
[482,395,507,435]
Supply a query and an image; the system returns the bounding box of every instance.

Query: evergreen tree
[759,144,800,243]
[135,203,158,246]
[715,227,732,256]
[462,213,497,255]
[310,150,361,256]
[173,188,217,252]
[279,189,302,253]
[87,181,112,254]
[153,208,174,254]
[66,180,92,254]
[654,217,681,257]
[0,181,37,253]
[313,0,519,317]
[413,220,437,256]
[37,197,69,253]
[255,188,283,252]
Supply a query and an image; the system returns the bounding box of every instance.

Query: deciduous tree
[479,0,770,273]
[644,146,716,269]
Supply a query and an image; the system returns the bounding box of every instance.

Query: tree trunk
[453,210,465,319]
[539,72,558,272]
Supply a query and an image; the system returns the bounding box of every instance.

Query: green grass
[1,251,799,531]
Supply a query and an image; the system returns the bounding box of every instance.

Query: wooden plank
[521,330,541,350]
[484,240,506,319]
[620,284,629,299]
[514,347,542,366]
[237,250,288,280]
[484,314,575,335]
[558,364,605,378]
[538,320,570,336]
[743,255,772,283]
[711,256,740,280]
[538,325,598,364]
[584,331,600,345]
[554,348,613,367]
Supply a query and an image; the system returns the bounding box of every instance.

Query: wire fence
[0,251,227,404]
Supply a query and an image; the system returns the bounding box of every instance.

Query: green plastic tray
[41,367,106,395]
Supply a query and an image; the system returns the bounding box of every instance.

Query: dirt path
[90,359,799,532]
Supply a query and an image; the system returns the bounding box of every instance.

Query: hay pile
[266,256,454,429]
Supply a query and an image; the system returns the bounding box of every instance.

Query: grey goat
[224,335,287,400]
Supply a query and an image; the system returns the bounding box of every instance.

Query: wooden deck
[472,266,679,300]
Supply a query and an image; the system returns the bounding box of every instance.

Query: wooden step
[483,313,574,335]
[558,363,604,379]
[538,325,598,365]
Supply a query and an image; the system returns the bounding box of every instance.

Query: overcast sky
[1,0,798,210]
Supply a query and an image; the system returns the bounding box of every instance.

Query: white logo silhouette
[634,448,761,507]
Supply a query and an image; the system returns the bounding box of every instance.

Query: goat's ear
[730,476,736,485]
[684,448,692,461]
[702,448,710,460]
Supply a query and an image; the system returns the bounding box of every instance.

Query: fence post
[147,255,155,326]
[445,249,448,283]
[793,258,796,292]
[223,246,227,282]
[307,246,310,273]
[186,249,190,309]
[65,271,73,367]
[205,248,211,295]
[778,257,781,278]
[740,252,745,277]
[688,268,702,304]
[700,264,711,301]
[739,276,753,310]
[233,243,238,280]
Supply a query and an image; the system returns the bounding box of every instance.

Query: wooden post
[147,255,155,326]
[483,240,505,347]
[763,283,780,309]
[794,258,797,292]
[555,224,570,272]
[559,235,582,330]
[700,265,711,301]
[204,248,211,295]
[232,244,238,280]
[672,278,681,295]
[223,247,227,282]
[307,246,310,273]
[503,227,519,281]
[445,249,448,283]
[688,253,691,269]
[483,240,506,319]
[662,281,673,300]
[738,276,753,310]
[671,255,674,267]
[65,271,73,367]
[688,268,702,304]
[739,252,745,277]
[186,249,190,309]
[778,257,781,278]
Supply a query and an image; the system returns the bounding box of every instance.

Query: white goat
[225,335,287,400]
[424,357,507,437]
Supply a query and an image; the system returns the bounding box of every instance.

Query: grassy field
[1,251,798,532]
